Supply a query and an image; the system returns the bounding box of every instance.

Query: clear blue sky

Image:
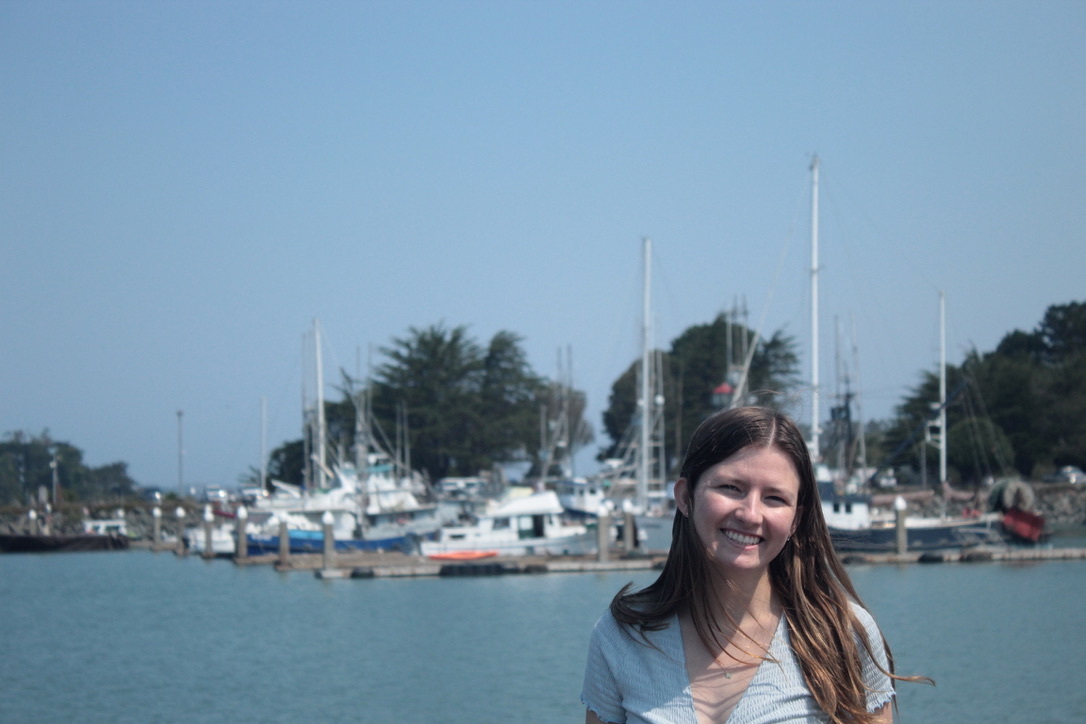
[3,1,1083,491]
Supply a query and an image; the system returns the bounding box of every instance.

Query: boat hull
[828,521,1004,553]
[0,533,130,554]
[246,530,423,556]
[1001,508,1046,543]
[419,534,595,557]
[427,550,498,561]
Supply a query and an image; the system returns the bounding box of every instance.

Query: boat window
[493,517,510,530]
[844,503,852,514]
[833,502,841,513]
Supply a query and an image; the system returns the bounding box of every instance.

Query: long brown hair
[611,406,929,723]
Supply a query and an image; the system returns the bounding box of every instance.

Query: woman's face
[675,444,801,582]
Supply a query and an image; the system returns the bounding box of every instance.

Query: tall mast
[810,155,821,458]
[565,345,575,477]
[176,409,184,496]
[314,319,328,489]
[301,333,311,490]
[260,396,267,490]
[851,315,868,475]
[638,237,652,512]
[938,291,947,486]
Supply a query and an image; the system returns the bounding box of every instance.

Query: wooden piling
[596,513,610,563]
[894,496,907,555]
[622,511,635,552]
[277,518,290,567]
[321,510,335,571]
[201,505,214,559]
[235,506,248,561]
[174,506,186,555]
[152,507,161,551]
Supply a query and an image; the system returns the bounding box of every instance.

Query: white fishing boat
[246,320,441,554]
[554,477,606,519]
[187,528,237,556]
[246,453,442,553]
[419,489,596,557]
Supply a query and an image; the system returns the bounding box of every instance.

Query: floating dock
[217,546,1086,580]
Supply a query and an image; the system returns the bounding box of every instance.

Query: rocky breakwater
[0,502,197,541]
[879,481,1086,528]
[1026,483,1086,527]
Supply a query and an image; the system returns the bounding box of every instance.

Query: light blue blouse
[581,603,894,724]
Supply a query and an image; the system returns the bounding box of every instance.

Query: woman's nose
[734,497,762,523]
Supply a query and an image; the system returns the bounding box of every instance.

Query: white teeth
[724,530,761,546]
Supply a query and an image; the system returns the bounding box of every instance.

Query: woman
[582,407,928,724]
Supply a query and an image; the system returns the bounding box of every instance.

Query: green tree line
[265,323,593,487]
[882,301,1086,486]
[267,301,1085,490]
[599,312,799,473]
[6,301,1080,504]
[0,431,137,505]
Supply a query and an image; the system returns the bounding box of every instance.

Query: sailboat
[804,162,1016,552]
[622,242,763,554]
[538,349,607,519]
[626,238,673,553]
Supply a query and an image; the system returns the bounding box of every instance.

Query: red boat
[426,550,498,561]
[1002,508,1046,543]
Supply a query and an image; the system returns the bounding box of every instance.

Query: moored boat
[818,480,1006,553]
[245,456,441,554]
[1001,507,1046,544]
[554,477,607,519]
[419,489,596,557]
[427,550,498,561]
[0,532,130,553]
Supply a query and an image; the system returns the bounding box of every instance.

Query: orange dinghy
[427,550,498,561]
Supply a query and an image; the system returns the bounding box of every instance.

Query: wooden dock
[224,546,1086,580]
[259,552,667,579]
[841,546,1086,565]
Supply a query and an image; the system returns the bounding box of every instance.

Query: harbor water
[2,544,1084,723]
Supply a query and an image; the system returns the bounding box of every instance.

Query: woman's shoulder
[594,605,679,631]
[591,608,624,639]
[844,601,892,674]
[846,601,881,634]
[591,607,680,650]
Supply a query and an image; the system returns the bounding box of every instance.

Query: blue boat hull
[247,530,421,556]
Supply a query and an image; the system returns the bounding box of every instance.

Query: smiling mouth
[723,529,763,546]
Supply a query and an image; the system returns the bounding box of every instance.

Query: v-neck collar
[675,611,788,724]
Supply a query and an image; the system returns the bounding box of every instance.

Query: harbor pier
[222,545,1086,580]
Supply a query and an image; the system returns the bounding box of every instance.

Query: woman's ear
[674,477,690,516]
